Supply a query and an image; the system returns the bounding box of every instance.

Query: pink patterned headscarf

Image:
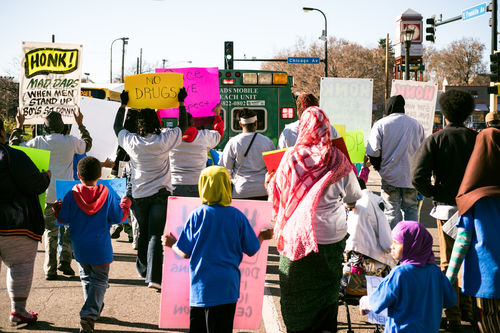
[269,106,352,260]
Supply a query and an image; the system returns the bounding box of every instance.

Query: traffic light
[425,18,436,42]
[490,52,500,82]
[224,41,234,70]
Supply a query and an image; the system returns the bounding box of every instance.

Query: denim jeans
[133,188,169,284]
[78,263,109,320]
[380,182,418,228]
[44,203,73,275]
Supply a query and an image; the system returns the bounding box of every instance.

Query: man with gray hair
[10,109,92,280]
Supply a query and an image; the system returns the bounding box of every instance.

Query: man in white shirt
[278,93,339,149]
[220,109,275,199]
[366,95,424,228]
[10,110,92,280]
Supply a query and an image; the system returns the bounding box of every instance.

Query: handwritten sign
[345,130,365,163]
[366,275,388,325]
[124,73,183,109]
[320,78,373,144]
[11,146,50,213]
[55,178,127,223]
[155,67,220,118]
[391,80,438,138]
[19,41,82,125]
[159,197,272,329]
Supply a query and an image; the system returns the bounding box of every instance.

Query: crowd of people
[0,87,499,333]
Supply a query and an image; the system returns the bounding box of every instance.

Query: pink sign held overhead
[159,197,272,330]
[155,67,220,118]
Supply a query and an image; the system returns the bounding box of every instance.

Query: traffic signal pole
[491,0,498,112]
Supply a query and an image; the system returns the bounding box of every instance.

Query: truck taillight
[280,107,295,119]
[273,73,288,85]
[222,78,234,85]
[242,73,257,84]
[258,73,272,84]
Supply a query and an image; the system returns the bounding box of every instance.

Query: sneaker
[80,317,95,333]
[10,311,38,326]
[148,282,161,290]
[58,263,75,276]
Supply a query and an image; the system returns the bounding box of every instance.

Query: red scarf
[269,106,352,260]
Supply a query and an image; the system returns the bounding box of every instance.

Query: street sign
[287,57,321,64]
[399,65,425,71]
[462,2,487,21]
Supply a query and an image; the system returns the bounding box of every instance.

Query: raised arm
[74,107,92,152]
[113,91,128,136]
[177,88,188,135]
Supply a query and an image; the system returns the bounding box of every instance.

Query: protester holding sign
[162,166,273,333]
[170,104,223,197]
[114,89,187,289]
[268,106,361,332]
[0,117,51,325]
[220,109,275,200]
[10,109,92,281]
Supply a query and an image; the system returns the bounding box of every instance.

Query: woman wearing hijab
[162,166,272,332]
[360,221,456,332]
[446,125,500,332]
[269,106,362,332]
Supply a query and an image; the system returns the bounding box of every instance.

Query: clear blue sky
[1,0,496,83]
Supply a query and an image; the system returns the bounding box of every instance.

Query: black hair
[124,109,138,133]
[137,108,161,137]
[357,177,366,190]
[77,156,101,181]
[439,90,474,124]
[0,117,4,132]
[238,108,257,132]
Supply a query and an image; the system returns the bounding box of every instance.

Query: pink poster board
[159,197,272,330]
[155,67,220,118]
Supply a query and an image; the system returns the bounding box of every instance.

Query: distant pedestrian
[170,104,223,197]
[53,156,131,333]
[359,221,457,332]
[269,106,361,332]
[277,93,339,149]
[10,108,92,280]
[219,109,274,200]
[485,111,500,128]
[446,125,500,332]
[162,166,272,333]
[114,89,187,289]
[411,89,477,329]
[0,117,51,326]
[366,95,424,228]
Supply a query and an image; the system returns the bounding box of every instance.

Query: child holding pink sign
[162,166,273,333]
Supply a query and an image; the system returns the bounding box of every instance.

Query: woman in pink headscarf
[360,221,456,332]
[269,106,361,332]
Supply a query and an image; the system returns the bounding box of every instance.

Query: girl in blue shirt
[162,166,272,333]
[359,221,456,332]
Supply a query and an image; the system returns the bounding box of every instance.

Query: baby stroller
[338,189,397,333]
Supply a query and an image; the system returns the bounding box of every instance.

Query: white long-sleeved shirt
[278,120,340,149]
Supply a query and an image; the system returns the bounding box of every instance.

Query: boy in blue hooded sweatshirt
[53,156,131,333]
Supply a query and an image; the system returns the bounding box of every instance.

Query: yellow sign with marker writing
[124,73,184,109]
[24,48,79,78]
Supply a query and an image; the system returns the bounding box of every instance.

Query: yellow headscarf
[198,166,232,206]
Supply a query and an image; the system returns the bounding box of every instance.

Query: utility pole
[491,0,498,112]
[385,33,389,99]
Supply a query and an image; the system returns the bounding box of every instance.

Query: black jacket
[0,143,50,241]
[411,124,477,206]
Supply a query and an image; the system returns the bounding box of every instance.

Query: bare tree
[424,37,487,88]
[262,37,393,104]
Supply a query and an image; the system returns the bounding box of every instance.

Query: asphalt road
[0,169,474,332]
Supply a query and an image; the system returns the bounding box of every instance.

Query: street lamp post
[303,7,328,77]
[401,28,415,80]
[110,37,129,83]
[162,60,193,68]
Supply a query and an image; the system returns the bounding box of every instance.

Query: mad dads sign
[159,197,271,330]
[19,41,83,125]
